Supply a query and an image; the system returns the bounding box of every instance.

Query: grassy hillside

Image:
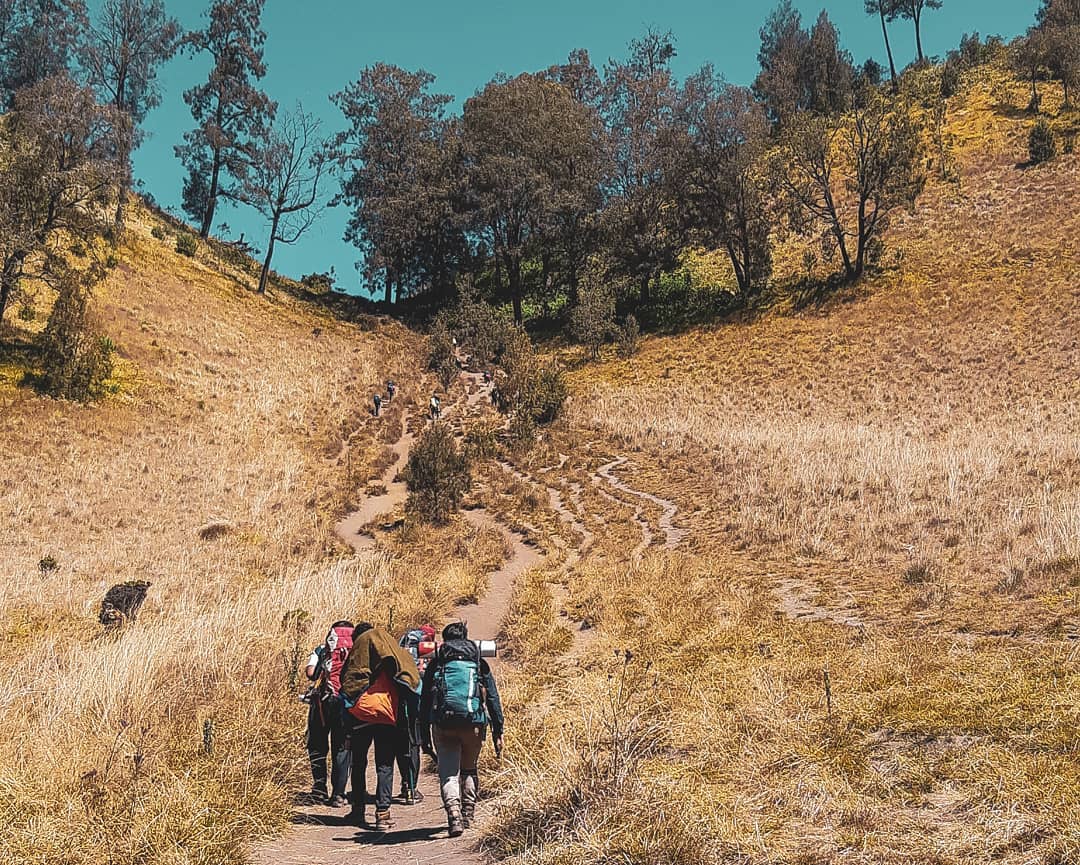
[480,72,1080,864]
[0,207,492,863]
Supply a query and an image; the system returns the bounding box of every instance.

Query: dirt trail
[255,379,543,865]
[596,457,686,550]
[333,411,415,552]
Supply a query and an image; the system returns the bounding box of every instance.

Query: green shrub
[150,225,167,241]
[428,319,458,390]
[463,421,500,460]
[617,314,640,358]
[37,274,115,402]
[570,281,616,359]
[175,233,198,257]
[17,303,35,323]
[1029,119,1056,165]
[404,424,471,524]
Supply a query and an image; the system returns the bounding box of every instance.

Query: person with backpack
[373,393,382,417]
[386,379,397,402]
[396,624,437,804]
[303,620,354,806]
[419,622,504,838]
[429,393,441,421]
[340,622,421,831]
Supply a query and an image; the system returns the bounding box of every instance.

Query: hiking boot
[374,810,394,832]
[328,795,348,808]
[448,813,465,838]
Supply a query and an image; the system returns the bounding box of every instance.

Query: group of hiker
[304,618,503,837]
[372,379,397,418]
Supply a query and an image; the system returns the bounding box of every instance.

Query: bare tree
[81,0,181,229]
[776,95,924,281]
[0,74,126,321]
[176,0,274,239]
[240,106,326,295]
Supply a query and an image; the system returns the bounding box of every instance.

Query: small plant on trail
[175,233,198,257]
[405,424,472,524]
[38,555,58,576]
[17,302,35,322]
[617,314,640,358]
[1029,119,1056,164]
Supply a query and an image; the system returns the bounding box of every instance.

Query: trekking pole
[387,605,395,633]
[823,667,833,718]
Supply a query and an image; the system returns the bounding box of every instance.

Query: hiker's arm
[304,648,323,681]
[481,663,504,738]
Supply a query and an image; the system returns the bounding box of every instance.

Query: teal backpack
[431,640,487,727]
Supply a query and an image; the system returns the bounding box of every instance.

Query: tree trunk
[200,148,222,239]
[0,268,15,322]
[257,214,279,295]
[879,6,899,91]
[383,266,393,308]
[639,273,651,306]
[913,9,925,63]
[510,261,523,325]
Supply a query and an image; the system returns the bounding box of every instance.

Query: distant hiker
[420,622,504,838]
[429,393,441,421]
[303,620,354,806]
[373,393,382,417]
[490,386,500,409]
[482,369,492,385]
[386,380,397,402]
[340,622,421,831]
[396,623,437,804]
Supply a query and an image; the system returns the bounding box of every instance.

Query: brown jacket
[339,626,421,702]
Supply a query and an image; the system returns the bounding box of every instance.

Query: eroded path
[255,382,543,865]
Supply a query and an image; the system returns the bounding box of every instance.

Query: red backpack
[324,625,353,695]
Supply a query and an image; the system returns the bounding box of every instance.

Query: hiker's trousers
[306,696,351,798]
[433,724,484,817]
[351,723,397,812]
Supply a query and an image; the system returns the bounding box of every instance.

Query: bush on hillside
[37,268,115,401]
[449,280,514,366]
[150,225,168,240]
[617,314,640,358]
[404,424,471,524]
[1029,119,1056,164]
[175,233,198,257]
[428,319,458,390]
[570,279,616,359]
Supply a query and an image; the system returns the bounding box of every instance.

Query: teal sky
[118,0,1038,297]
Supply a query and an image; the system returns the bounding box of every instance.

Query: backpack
[323,625,353,696]
[430,639,486,727]
[399,627,435,676]
[346,667,399,725]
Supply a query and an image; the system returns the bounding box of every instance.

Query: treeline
[331,0,1078,340]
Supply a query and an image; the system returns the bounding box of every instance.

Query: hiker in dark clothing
[419,622,504,837]
[386,380,397,402]
[340,622,421,831]
[303,620,354,806]
[373,393,382,417]
[396,624,437,804]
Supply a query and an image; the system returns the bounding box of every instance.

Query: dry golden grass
[480,70,1080,865]
[0,204,430,863]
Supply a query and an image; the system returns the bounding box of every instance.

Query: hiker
[386,379,397,402]
[396,624,437,804]
[373,393,382,417]
[429,393,441,421]
[419,622,504,838]
[303,620,354,806]
[340,622,421,831]
[482,369,492,385]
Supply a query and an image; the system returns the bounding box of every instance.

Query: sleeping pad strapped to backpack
[430,639,486,727]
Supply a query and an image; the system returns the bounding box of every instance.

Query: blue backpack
[430,640,486,727]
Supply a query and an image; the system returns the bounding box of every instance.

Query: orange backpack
[346,668,399,725]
